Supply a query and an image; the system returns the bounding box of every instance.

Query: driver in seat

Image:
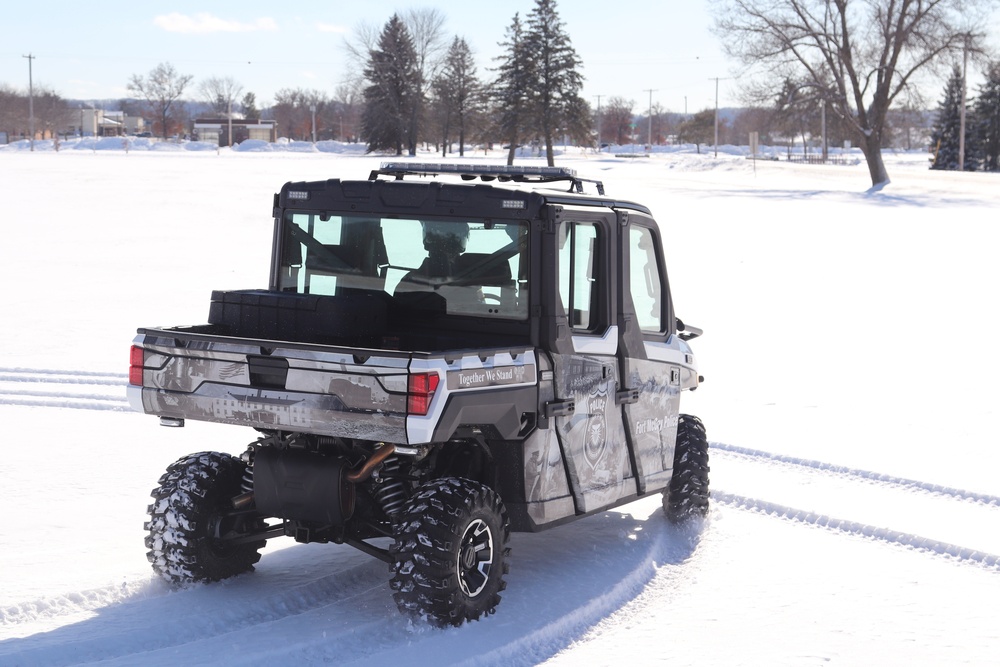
[395,222,484,310]
[408,221,469,282]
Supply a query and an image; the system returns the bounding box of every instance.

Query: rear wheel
[389,477,510,626]
[663,414,710,523]
[145,451,265,584]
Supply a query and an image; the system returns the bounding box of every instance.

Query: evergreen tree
[361,15,421,155]
[677,109,718,154]
[972,62,1000,172]
[492,13,536,166]
[524,0,586,166]
[432,37,483,157]
[930,65,978,171]
[241,92,259,120]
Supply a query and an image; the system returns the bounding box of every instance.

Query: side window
[559,222,598,330]
[629,226,664,332]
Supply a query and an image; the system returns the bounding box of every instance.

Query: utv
[129,162,708,626]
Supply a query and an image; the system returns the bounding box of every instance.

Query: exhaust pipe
[346,443,395,483]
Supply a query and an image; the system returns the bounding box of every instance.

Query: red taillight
[407,372,440,416]
[129,345,145,386]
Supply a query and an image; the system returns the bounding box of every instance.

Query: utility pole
[711,78,720,157]
[821,101,827,161]
[310,104,317,143]
[23,53,35,152]
[958,34,969,171]
[644,89,657,149]
[709,77,732,158]
[594,94,603,151]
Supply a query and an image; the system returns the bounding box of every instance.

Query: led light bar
[378,162,577,179]
[370,161,604,195]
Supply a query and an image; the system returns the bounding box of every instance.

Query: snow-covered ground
[1,142,998,666]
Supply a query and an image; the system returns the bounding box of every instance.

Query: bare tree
[714,0,993,186]
[603,96,635,145]
[645,102,671,145]
[343,20,385,85]
[198,76,244,116]
[273,88,328,141]
[0,85,71,140]
[400,8,449,148]
[0,84,23,138]
[333,83,362,142]
[402,8,450,84]
[35,88,72,138]
[127,62,193,139]
[729,106,774,145]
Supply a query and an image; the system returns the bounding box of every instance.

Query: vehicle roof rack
[370,162,605,196]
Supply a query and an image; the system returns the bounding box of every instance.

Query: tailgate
[128,328,411,442]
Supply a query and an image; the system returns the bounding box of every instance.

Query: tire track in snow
[0,558,394,666]
[0,368,127,383]
[712,490,1000,572]
[0,368,129,412]
[0,504,695,667]
[1,581,149,628]
[711,441,1000,507]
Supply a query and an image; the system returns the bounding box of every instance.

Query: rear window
[277,213,529,320]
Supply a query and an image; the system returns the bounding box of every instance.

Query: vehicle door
[617,214,683,493]
[546,210,634,513]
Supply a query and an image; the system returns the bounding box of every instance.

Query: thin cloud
[154,13,278,34]
[316,22,348,34]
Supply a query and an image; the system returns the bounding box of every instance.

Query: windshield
[277,213,528,320]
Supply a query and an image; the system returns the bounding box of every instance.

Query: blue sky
[2,1,735,113]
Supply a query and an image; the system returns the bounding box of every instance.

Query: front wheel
[389,477,511,626]
[663,414,711,523]
[145,451,265,584]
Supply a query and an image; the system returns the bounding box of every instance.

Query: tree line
[2,0,997,179]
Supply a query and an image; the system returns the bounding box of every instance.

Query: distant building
[72,107,146,137]
[192,119,278,146]
[105,111,147,136]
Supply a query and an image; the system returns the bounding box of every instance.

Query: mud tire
[389,477,511,627]
[663,414,711,523]
[145,451,265,584]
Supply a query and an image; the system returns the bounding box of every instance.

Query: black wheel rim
[206,511,238,557]
[457,518,494,598]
